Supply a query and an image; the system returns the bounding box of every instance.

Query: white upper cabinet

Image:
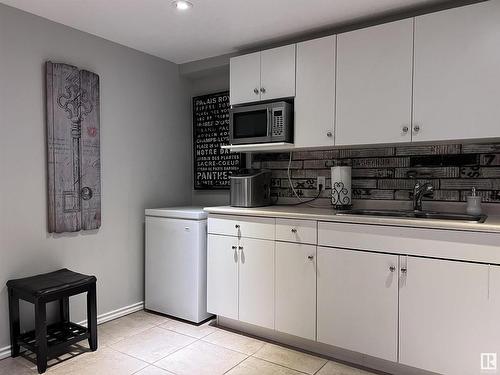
[230,45,296,106]
[229,1,500,148]
[295,36,336,148]
[413,1,500,142]
[399,256,493,375]
[230,51,261,105]
[336,19,414,146]
[260,45,296,101]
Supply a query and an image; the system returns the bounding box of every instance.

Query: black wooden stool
[7,269,97,374]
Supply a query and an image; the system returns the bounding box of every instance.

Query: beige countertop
[204,205,500,234]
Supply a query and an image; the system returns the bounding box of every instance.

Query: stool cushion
[6,268,96,297]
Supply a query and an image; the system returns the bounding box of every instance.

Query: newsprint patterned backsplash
[251,143,500,203]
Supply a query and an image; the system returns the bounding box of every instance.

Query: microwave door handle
[267,108,273,142]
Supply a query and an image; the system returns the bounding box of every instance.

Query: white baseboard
[78,301,145,327]
[98,301,144,324]
[0,301,144,361]
[0,345,11,361]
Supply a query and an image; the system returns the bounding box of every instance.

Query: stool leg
[35,299,47,374]
[8,288,20,357]
[59,297,70,323]
[87,283,97,351]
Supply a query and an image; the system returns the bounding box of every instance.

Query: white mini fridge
[145,207,212,323]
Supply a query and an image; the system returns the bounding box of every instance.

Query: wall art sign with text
[193,91,244,189]
[46,61,101,233]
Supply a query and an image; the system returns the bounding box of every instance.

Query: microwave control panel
[271,108,284,137]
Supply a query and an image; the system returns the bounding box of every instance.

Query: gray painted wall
[0,4,192,350]
[190,68,232,207]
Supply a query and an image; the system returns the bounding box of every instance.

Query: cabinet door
[238,237,275,329]
[317,247,398,361]
[295,36,335,148]
[399,256,491,375]
[336,19,413,146]
[488,265,500,367]
[275,242,316,340]
[260,44,296,101]
[230,51,261,105]
[413,1,500,142]
[207,234,238,319]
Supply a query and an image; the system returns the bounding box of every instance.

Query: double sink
[336,209,487,223]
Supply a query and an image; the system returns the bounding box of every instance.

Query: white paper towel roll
[331,166,352,208]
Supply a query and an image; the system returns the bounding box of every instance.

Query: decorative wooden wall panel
[46,62,101,233]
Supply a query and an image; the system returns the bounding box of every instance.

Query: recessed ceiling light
[173,0,193,11]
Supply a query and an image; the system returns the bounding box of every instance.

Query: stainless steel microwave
[229,101,293,145]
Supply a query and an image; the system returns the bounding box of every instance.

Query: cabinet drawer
[208,214,275,240]
[276,219,317,244]
[318,221,500,264]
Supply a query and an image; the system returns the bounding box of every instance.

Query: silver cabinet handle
[235,224,240,229]
[232,246,237,250]
[401,267,408,274]
[326,131,333,137]
[402,125,409,134]
[291,228,297,233]
[260,87,266,94]
[389,265,396,272]
[253,88,259,94]
[308,255,314,260]
[238,246,243,250]
[413,125,420,133]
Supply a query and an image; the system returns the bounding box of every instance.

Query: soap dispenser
[466,187,482,216]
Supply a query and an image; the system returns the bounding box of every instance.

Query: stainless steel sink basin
[336,209,487,223]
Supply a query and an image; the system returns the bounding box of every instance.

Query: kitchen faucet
[412,182,434,211]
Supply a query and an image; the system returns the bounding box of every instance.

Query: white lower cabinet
[399,256,498,375]
[207,234,238,320]
[275,242,316,340]
[317,247,399,361]
[207,214,500,375]
[489,265,500,365]
[238,237,275,329]
[207,234,275,328]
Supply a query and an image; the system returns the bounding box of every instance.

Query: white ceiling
[1,0,446,64]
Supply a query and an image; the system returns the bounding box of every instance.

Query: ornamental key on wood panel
[46,62,101,233]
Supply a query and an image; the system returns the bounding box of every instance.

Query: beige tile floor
[0,310,379,375]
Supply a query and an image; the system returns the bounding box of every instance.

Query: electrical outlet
[317,176,326,192]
